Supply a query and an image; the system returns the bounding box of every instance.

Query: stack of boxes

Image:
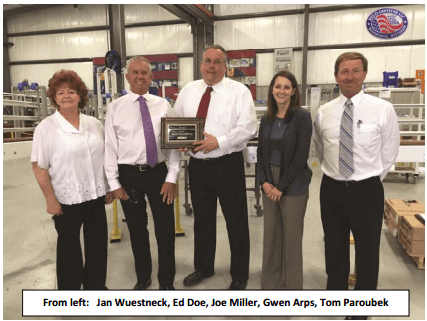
[399,216,425,257]
[384,199,425,268]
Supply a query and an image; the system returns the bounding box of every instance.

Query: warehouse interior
[3,4,425,320]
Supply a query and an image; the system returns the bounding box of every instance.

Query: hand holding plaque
[161,117,205,149]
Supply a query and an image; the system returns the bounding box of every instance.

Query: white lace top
[31,111,107,205]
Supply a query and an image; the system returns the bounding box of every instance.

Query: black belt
[324,174,380,187]
[190,151,241,164]
[119,162,165,172]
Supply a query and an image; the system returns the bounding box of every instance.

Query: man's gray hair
[126,56,152,75]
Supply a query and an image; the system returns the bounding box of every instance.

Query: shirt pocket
[354,123,380,145]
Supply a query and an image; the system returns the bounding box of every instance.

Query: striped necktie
[339,99,354,179]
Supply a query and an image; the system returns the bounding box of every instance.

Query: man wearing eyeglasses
[175,44,257,290]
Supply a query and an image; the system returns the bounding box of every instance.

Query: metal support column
[301,4,310,106]
[191,4,214,80]
[108,4,126,92]
[192,22,213,80]
[40,86,48,119]
[3,19,12,93]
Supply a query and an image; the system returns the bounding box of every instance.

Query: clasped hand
[262,182,283,203]
[177,132,218,154]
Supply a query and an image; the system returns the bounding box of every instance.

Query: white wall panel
[410,45,425,77]
[306,45,425,84]
[412,5,426,39]
[274,15,304,48]
[7,5,107,33]
[215,15,303,50]
[126,25,192,55]
[308,11,341,46]
[178,57,194,88]
[215,4,304,16]
[125,4,177,23]
[214,20,235,50]
[309,5,425,46]
[293,51,303,85]
[10,62,95,90]
[383,47,412,79]
[256,51,303,87]
[307,50,334,85]
[256,53,274,87]
[8,31,109,61]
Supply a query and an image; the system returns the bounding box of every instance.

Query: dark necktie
[339,99,354,178]
[137,96,158,167]
[196,86,213,118]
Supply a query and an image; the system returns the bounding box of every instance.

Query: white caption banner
[23,290,409,317]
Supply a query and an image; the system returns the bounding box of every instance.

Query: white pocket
[355,123,380,145]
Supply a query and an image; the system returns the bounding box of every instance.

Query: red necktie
[196,86,213,118]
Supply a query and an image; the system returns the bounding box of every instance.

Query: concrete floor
[3,156,425,320]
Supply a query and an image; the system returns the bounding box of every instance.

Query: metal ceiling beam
[309,4,398,13]
[194,5,214,18]
[179,4,213,25]
[159,5,196,25]
[3,4,63,18]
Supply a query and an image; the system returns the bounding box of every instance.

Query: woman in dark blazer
[257,70,312,289]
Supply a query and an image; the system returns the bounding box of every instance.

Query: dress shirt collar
[129,90,151,104]
[338,90,364,109]
[203,77,225,93]
[54,110,86,133]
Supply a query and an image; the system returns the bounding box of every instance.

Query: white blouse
[31,111,107,205]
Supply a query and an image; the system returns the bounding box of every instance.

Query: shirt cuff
[165,170,178,184]
[108,179,122,192]
[216,135,228,153]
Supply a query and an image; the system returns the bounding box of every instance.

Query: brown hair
[203,44,227,61]
[47,70,88,109]
[334,52,368,76]
[266,70,301,122]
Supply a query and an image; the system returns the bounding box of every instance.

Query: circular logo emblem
[366,8,408,39]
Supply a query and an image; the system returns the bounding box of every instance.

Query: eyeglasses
[202,58,225,66]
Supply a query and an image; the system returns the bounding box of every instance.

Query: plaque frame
[161,117,205,149]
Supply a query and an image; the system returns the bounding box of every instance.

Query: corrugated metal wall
[216,4,425,85]
[5,4,425,91]
[7,4,193,90]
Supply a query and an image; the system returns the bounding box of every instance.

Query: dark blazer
[256,107,312,194]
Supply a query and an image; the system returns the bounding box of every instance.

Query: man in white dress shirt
[313,52,399,318]
[175,44,257,290]
[105,56,180,290]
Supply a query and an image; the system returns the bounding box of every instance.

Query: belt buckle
[138,165,148,171]
[202,158,212,163]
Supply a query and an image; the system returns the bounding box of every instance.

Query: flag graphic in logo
[367,8,408,39]
[376,14,403,34]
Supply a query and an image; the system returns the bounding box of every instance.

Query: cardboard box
[399,234,425,257]
[385,199,425,226]
[398,215,425,257]
[401,216,425,242]
[384,207,398,237]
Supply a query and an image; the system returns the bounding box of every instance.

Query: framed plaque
[161,117,204,149]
